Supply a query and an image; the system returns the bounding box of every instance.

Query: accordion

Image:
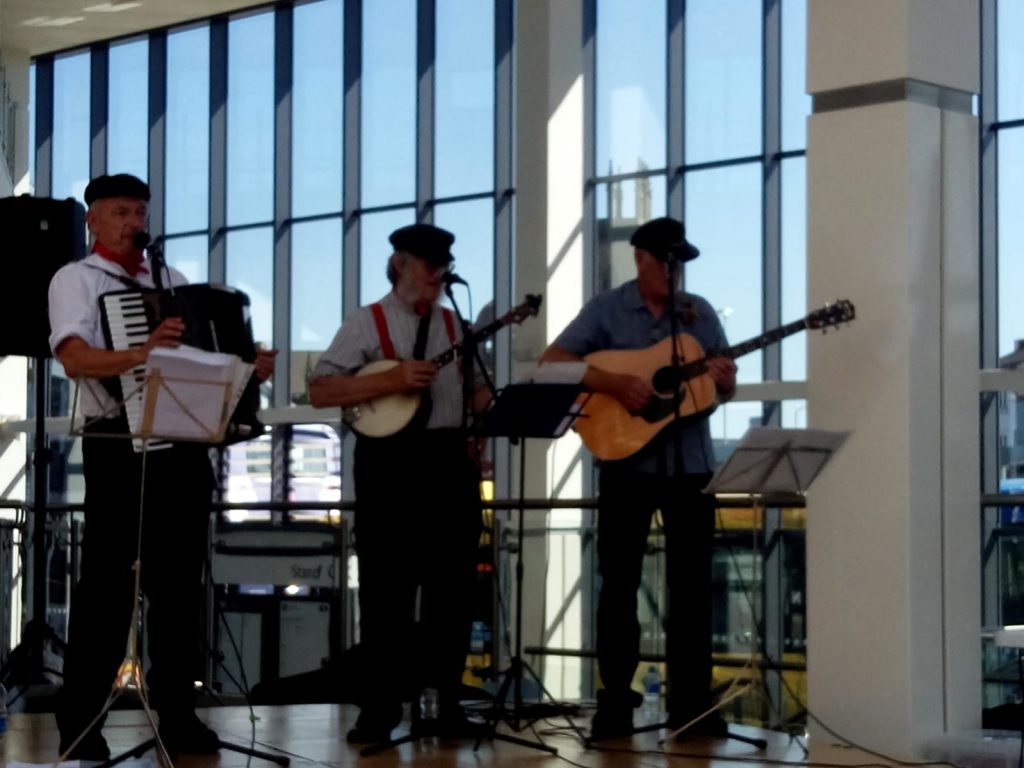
[98,283,264,447]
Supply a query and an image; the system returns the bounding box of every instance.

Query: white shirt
[312,291,484,430]
[48,253,188,418]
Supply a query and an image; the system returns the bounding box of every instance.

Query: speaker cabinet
[0,195,86,358]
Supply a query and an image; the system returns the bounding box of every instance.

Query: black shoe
[60,730,111,762]
[346,724,394,744]
[346,706,401,745]
[589,706,634,740]
[158,712,221,755]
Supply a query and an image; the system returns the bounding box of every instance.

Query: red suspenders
[370,303,396,359]
[370,303,457,359]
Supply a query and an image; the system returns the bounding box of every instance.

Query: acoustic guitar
[343,294,542,437]
[575,300,856,461]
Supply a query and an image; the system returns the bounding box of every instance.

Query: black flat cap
[629,217,700,262]
[389,223,455,266]
[84,174,151,206]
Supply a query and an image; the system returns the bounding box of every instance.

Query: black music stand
[658,426,846,751]
[470,382,588,754]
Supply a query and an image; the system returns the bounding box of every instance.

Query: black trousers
[56,419,214,741]
[352,429,482,724]
[596,463,715,719]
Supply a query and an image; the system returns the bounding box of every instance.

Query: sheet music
[141,345,246,442]
[518,361,587,385]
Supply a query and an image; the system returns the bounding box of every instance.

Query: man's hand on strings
[706,356,737,400]
[390,360,438,392]
[610,372,653,414]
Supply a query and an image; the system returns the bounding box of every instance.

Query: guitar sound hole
[651,366,680,394]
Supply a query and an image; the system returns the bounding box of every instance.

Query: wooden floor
[0,703,904,768]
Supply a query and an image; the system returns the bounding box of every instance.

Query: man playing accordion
[48,173,275,760]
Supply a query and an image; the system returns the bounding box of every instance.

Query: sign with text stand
[478,383,587,754]
[666,426,846,751]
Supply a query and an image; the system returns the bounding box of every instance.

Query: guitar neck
[680,317,809,378]
[431,310,523,369]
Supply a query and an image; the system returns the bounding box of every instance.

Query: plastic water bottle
[0,682,8,736]
[642,665,661,720]
[419,687,439,743]
[420,687,439,721]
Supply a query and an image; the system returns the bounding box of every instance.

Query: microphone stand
[443,280,498,424]
[621,254,765,751]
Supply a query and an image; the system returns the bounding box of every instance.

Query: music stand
[663,426,846,750]
[471,382,589,754]
[61,370,289,768]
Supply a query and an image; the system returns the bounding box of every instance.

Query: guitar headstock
[501,294,544,326]
[807,299,855,330]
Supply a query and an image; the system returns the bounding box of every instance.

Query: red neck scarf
[93,241,148,277]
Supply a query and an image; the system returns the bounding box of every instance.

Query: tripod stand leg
[219,739,292,766]
[96,736,293,767]
[359,731,419,757]
[94,737,158,768]
[722,730,768,749]
[472,662,559,755]
[519,658,587,741]
[666,725,768,750]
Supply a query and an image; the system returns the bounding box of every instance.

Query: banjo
[343,294,542,437]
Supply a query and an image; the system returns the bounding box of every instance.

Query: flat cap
[389,223,455,266]
[629,217,700,262]
[84,174,151,206]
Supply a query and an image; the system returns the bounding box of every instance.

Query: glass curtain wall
[26,0,509,656]
[982,0,1024,711]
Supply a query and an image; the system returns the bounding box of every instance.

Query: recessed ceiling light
[83,2,144,11]
[22,16,86,27]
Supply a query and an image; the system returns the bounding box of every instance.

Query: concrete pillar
[513,0,588,697]
[805,0,980,757]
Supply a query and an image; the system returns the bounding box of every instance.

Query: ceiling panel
[2,0,272,57]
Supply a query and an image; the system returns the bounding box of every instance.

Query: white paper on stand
[517,361,587,385]
[141,345,246,442]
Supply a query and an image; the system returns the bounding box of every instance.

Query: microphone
[442,271,468,287]
[132,230,152,251]
[133,231,170,292]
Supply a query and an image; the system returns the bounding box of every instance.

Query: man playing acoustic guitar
[310,224,487,744]
[540,216,736,740]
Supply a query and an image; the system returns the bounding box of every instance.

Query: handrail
[9,493,807,515]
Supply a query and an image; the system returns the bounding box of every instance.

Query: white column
[1,45,31,195]
[805,0,980,757]
[513,0,587,697]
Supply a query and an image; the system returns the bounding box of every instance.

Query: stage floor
[0,704,889,767]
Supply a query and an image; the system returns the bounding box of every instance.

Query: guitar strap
[410,311,434,428]
[413,311,432,360]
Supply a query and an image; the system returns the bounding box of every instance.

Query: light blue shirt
[553,280,728,474]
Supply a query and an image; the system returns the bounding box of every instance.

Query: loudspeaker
[0,195,86,358]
